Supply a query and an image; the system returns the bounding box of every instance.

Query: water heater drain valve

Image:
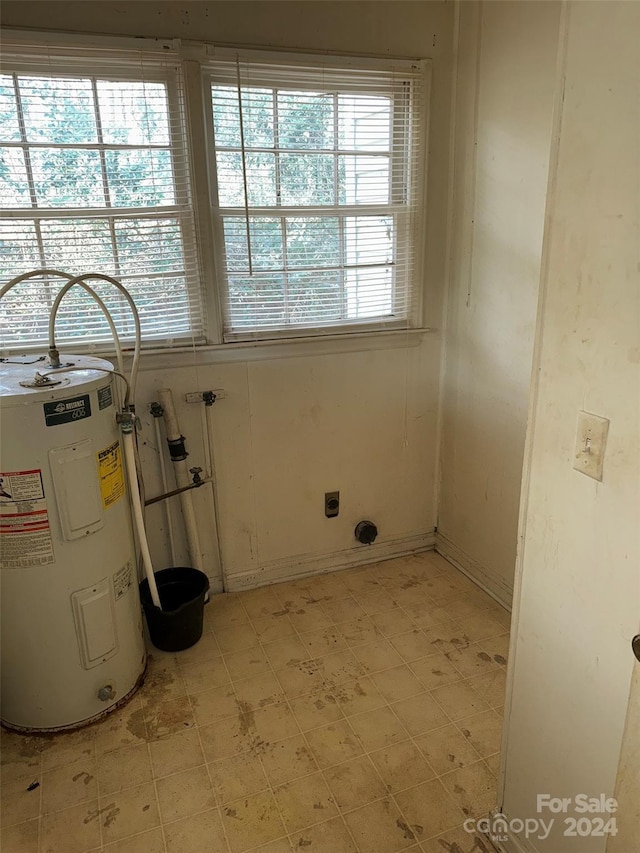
[97,685,116,702]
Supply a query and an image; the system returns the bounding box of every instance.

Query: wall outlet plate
[325,491,340,518]
[573,410,609,481]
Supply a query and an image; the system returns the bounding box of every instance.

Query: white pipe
[45,280,125,377]
[199,404,212,480]
[123,429,162,609]
[204,403,225,590]
[0,269,125,376]
[154,415,177,566]
[49,272,142,406]
[157,388,204,573]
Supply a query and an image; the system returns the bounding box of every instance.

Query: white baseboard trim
[225,531,436,591]
[208,579,224,596]
[435,531,513,610]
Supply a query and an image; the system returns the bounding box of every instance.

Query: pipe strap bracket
[167,436,188,461]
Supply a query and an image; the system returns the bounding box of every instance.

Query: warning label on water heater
[0,469,55,568]
[98,441,125,509]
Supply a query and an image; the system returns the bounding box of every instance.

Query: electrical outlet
[573,411,609,481]
[325,491,340,518]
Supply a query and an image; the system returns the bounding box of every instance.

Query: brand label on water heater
[43,394,91,427]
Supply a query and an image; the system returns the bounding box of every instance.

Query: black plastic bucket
[139,567,210,652]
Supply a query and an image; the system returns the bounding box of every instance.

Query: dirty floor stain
[1,553,508,852]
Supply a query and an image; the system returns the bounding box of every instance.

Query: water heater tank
[0,354,146,731]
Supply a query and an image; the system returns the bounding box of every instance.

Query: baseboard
[435,531,513,610]
[208,578,224,596]
[225,530,436,591]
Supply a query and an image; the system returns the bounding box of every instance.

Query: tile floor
[0,552,510,853]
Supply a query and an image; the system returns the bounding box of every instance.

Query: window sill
[125,326,432,371]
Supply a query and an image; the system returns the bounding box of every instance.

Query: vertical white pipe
[153,415,177,566]
[199,404,212,480]
[204,403,226,590]
[123,430,161,609]
[157,388,204,573]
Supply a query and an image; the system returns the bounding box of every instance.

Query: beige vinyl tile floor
[1,552,510,853]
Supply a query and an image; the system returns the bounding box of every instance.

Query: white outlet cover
[573,410,610,481]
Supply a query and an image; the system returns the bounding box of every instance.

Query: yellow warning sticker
[97,441,125,509]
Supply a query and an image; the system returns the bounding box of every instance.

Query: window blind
[206,51,428,341]
[0,44,204,349]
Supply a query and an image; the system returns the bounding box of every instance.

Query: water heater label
[98,441,125,509]
[97,385,113,410]
[0,469,55,568]
[43,394,91,427]
[113,561,133,600]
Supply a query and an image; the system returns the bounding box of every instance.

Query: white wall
[134,338,439,590]
[437,0,561,606]
[500,2,640,850]
[1,2,455,591]
[608,665,640,851]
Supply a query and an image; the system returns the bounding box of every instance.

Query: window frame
[202,48,429,343]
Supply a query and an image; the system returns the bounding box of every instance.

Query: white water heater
[0,354,146,732]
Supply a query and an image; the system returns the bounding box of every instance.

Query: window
[0,39,428,351]
[206,52,427,341]
[0,49,202,348]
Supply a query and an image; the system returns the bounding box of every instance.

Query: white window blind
[0,44,203,349]
[206,51,427,341]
